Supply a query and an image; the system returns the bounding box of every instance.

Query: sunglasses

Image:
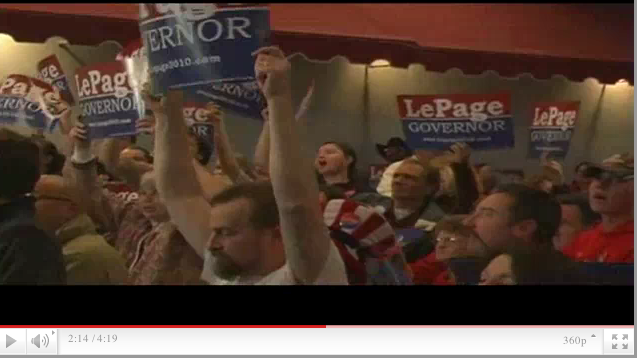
[583,167,634,183]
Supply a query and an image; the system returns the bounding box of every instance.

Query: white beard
[200,250,217,284]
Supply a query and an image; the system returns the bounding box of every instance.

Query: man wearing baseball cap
[563,153,634,263]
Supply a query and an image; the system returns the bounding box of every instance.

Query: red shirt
[409,252,446,285]
[432,269,456,285]
[563,220,634,263]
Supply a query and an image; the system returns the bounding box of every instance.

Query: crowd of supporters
[0,47,633,285]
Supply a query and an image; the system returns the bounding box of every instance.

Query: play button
[6,335,16,348]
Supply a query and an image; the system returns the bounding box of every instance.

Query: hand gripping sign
[75,61,141,139]
[36,55,76,106]
[528,101,580,159]
[0,74,70,131]
[396,93,515,151]
[183,100,215,151]
[139,3,270,94]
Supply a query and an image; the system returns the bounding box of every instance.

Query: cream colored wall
[364,63,634,179]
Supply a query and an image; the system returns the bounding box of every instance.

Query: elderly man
[377,158,445,229]
[68,123,209,285]
[33,175,128,284]
[563,153,634,263]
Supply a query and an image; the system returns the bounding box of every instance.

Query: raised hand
[295,79,315,120]
[449,142,471,163]
[540,150,550,165]
[414,149,444,165]
[142,89,184,122]
[57,108,73,136]
[141,89,165,117]
[136,114,156,135]
[252,46,291,99]
[205,102,224,123]
[69,119,90,151]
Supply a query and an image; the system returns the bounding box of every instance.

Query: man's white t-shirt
[201,241,349,285]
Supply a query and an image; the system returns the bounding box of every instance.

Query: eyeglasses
[436,236,460,244]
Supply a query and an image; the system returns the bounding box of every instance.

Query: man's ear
[512,219,538,243]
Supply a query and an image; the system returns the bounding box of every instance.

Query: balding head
[34,175,81,235]
[34,175,79,204]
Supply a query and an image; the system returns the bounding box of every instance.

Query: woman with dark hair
[479,249,585,285]
[315,141,373,198]
[30,137,66,175]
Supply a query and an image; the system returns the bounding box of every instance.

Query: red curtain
[0,4,632,84]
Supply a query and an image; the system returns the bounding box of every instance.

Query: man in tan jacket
[33,175,128,284]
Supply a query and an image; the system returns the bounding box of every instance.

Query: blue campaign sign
[528,101,580,159]
[190,79,265,119]
[397,93,515,151]
[139,4,270,98]
[75,61,140,139]
[0,74,67,131]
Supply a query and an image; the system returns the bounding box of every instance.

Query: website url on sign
[150,56,221,74]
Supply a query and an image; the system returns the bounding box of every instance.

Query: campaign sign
[75,61,140,139]
[191,79,265,119]
[0,74,68,131]
[183,100,215,151]
[528,101,580,159]
[36,55,75,105]
[139,4,270,95]
[397,93,515,150]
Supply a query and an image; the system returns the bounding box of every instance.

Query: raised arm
[295,80,314,124]
[252,108,271,178]
[253,82,314,177]
[208,102,252,184]
[99,137,129,174]
[256,47,331,284]
[67,123,118,233]
[149,90,219,258]
[447,143,479,214]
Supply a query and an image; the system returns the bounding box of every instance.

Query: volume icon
[31,334,50,348]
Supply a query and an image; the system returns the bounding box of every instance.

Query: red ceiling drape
[0,4,632,84]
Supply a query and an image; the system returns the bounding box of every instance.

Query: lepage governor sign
[397,93,515,150]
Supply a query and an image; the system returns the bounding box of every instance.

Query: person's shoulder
[64,233,128,283]
[422,200,445,221]
[562,225,598,256]
[65,233,123,263]
[0,221,53,246]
